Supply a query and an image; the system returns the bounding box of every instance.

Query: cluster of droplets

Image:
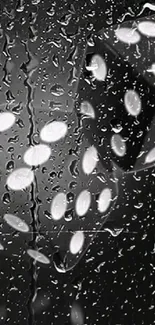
[81,18,155,166]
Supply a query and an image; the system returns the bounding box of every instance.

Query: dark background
[0,0,155,324]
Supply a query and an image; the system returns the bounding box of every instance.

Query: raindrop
[115,27,141,44]
[6,160,14,172]
[50,84,65,96]
[23,144,51,166]
[53,251,66,273]
[4,213,29,232]
[124,89,141,116]
[89,54,107,81]
[0,243,4,250]
[69,231,85,255]
[69,160,79,177]
[82,145,98,174]
[50,193,67,220]
[2,192,11,204]
[27,249,50,264]
[46,6,55,16]
[111,134,126,157]
[97,188,112,213]
[40,121,68,143]
[110,118,123,133]
[138,21,155,37]
[58,13,72,26]
[71,302,84,325]
[145,147,155,164]
[75,190,91,217]
[104,227,123,237]
[0,112,16,132]
[80,101,95,119]
[6,167,34,190]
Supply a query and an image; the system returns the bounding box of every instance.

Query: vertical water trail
[20,40,39,325]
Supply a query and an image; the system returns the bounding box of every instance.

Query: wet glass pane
[0,1,154,325]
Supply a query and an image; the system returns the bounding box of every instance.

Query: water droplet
[69,160,79,177]
[27,249,50,264]
[71,302,84,325]
[138,21,155,37]
[111,134,126,157]
[145,147,155,164]
[115,27,141,44]
[2,192,11,204]
[50,84,65,96]
[4,213,29,232]
[97,188,112,213]
[50,193,67,221]
[6,167,34,191]
[104,227,123,237]
[6,160,14,172]
[53,251,66,273]
[124,89,141,116]
[23,144,51,166]
[82,145,98,175]
[0,112,16,132]
[75,190,91,217]
[40,121,68,143]
[69,231,85,255]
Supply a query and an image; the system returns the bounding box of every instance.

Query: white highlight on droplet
[71,302,84,325]
[69,231,85,255]
[144,147,155,164]
[6,167,34,191]
[75,190,91,217]
[115,27,141,44]
[80,101,95,119]
[4,213,29,233]
[147,63,155,75]
[124,89,142,116]
[111,134,126,157]
[82,145,98,175]
[138,21,155,37]
[23,144,51,166]
[97,188,112,213]
[51,193,67,220]
[90,54,107,81]
[40,121,68,143]
[0,243,4,250]
[27,249,50,264]
[0,112,16,132]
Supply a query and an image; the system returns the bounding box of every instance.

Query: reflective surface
[0,1,154,325]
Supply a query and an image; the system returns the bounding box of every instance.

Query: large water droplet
[0,112,16,132]
[145,147,155,164]
[80,101,95,119]
[40,121,68,143]
[115,27,141,44]
[71,302,84,325]
[50,193,67,220]
[82,145,98,174]
[23,144,51,166]
[138,21,155,37]
[89,54,107,81]
[4,213,29,232]
[97,188,112,213]
[75,190,91,217]
[111,134,126,157]
[124,89,141,116]
[6,167,34,190]
[27,249,50,264]
[69,231,85,255]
